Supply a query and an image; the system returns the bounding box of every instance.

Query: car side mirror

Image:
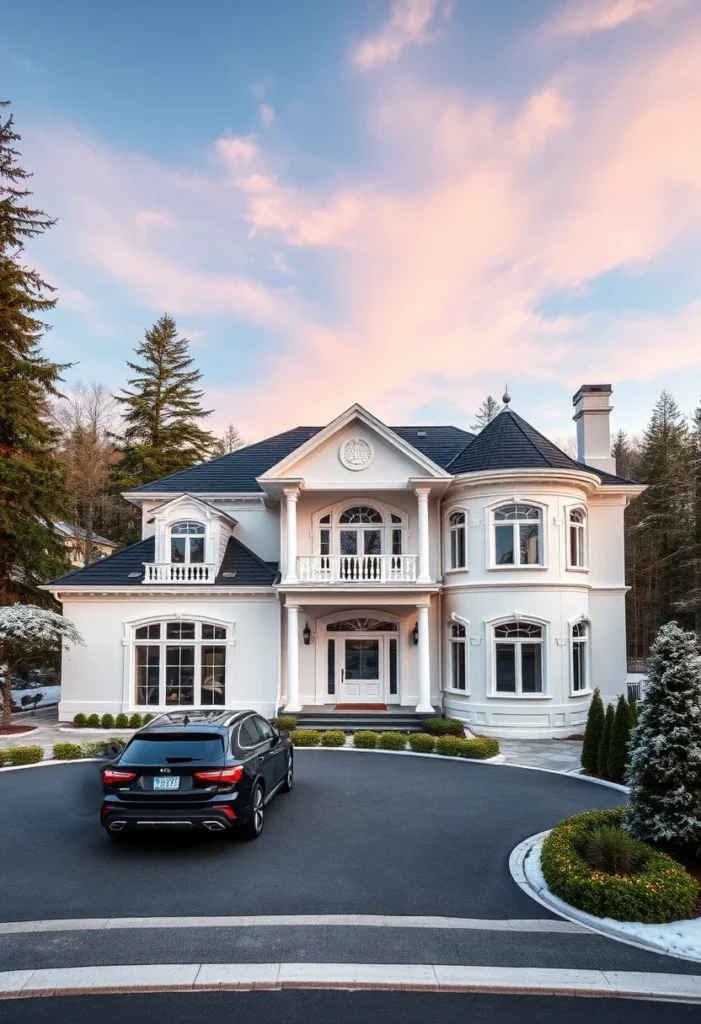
[277,728,290,741]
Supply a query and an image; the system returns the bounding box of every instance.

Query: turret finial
[502,384,511,405]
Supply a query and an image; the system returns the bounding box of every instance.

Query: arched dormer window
[170,522,205,564]
[492,504,542,567]
[568,508,587,569]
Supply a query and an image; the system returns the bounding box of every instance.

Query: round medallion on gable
[339,437,374,471]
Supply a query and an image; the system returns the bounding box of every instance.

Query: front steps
[294,709,428,733]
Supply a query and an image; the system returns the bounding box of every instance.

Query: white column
[416,603,434,713]
[284,604,302,712]
[283,487,299,583]
[416,488,431,584]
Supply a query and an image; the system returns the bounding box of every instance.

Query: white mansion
[46,385,643,738]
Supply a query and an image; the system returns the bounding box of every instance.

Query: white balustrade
[143,563,217,584]
[296,554,418,584]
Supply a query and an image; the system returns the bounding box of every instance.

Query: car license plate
[153,776,180,790]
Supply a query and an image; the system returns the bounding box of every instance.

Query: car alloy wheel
[283,756,294,793]
[252,784,264,833]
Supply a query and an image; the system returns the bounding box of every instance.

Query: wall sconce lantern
[411,621,419,645]
[303,622,312,645]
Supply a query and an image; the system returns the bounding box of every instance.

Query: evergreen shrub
[142,714,155,724]
[100,714,115,729]
[581,689,604,773]
[290,729,321,747]
[81,739,127,758]
[541,808,698,923]
[597,704,615,777]
[422,717,464,736]
[128,714,143,728]
[607,695,632,784]
[353,731,378,749]
[435,735,468,757]
[321,730,346,747]
[408,733,436,753]
[53,743,83,760]
[115,714,129,729]
[271,716,297,731]
[5,745,44,766]
[463,737,500,759]
[87,714,100,728]
[376,732,407,751]
[72,713,87,727]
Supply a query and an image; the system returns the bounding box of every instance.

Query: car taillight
[194,766,244,784]
[102,768,137,784]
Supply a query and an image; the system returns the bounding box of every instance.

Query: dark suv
[100,710,293,840]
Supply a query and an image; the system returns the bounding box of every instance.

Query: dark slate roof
[128,425,475,495]
[46,535,278,588]
[447,408,636,484]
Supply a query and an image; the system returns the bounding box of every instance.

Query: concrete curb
[0,758,100,773]
[509,832,701,965]
[1,962,701,1001]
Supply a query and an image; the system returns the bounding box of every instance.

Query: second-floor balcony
[143,562,218,584]
[296,553,418,584]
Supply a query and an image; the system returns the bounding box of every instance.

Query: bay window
[493,621,544,694]
[133,620,228,708]
[493,505,542,567]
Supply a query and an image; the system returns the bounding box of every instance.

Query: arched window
[133,620,228,708]
[449,622,467,690]
[338,506,383,558]
[170,522,205,564]
[338,506,383,524]
[448,510,466,569]
[493,505,542,567]
[569,508,587,568]
[494,621,544,694]
[571,621,589,693]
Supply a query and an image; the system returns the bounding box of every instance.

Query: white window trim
[445,612,469,694]
[123,613,235,712]
[566,504,589,573]
[485,498,548,572]
[569,615,592,697]
[485,614,551,699]
[314,608,405,706]
[169,521,206,565]
[312,498,409,557]
[444,505,468,574]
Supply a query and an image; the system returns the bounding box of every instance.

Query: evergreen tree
[597,703,615,778]
[581,688,604,773]
[625,621,701,848]
[470,396,501,432]
[628,691,639,728]
[607,694,632,784]
[0,99,70,603]
[112,314,216,490]
[212,423,247,456]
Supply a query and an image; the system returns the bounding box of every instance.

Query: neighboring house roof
[127,425,476,495]
[45,536,279,588]
[54,521,117,547]
[446,408,636,484]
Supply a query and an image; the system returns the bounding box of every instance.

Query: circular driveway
[0,752,624,922]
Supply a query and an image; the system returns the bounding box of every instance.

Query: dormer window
[170,522,205,564]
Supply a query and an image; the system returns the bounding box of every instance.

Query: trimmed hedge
[422,716,464,737]
[434,735,500,759]
[143,714,155,724]
[53,742,84,760]
[541,808,698,924]
[271,716,297,731]
[86,714,100,728]
[435,735,468,757]
[0,745,45,766]
[129,714,143,729]
[321,730,346,747]
[408,732,436,753]
[115,714,129,729]
[101,714,115,730]
[290,729,321,747]
[73,713,87,727]
[54,739,128,760]
[376,732,407,751]
[353,731,378,749]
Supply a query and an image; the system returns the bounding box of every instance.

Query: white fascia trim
[43,586,276,597]
[257,402,451,482]
[122,491,266,507]
[449,467,602,493]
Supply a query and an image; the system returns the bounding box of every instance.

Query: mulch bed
[0,725,37,735]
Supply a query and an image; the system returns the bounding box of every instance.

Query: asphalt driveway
[0,751,623,922]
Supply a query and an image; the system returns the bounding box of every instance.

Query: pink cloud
[214,134,260,164]
[259,103,276,128]
[540,0,685,41]
[350,0,453,72]
[135,209,173,230]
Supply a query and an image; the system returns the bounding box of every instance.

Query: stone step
[294,712,427,733]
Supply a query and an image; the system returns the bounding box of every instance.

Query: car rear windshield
[120,733,225,765]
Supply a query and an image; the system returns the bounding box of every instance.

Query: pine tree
[625,621,701,848]
[470,396,501,432]
[212,423,247,456]
[0,99,70,603]
[597,703,615,778]
[112,314,216,490]
[581,688,604,773]
[607,695,632,784]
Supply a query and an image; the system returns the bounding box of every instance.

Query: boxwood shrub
[290,728,321,747]
[72,713,87,727]
[353,731,378,749]
[86,714,100,728]
[4,745,45,766]
[128,714,143,729]
[435,735,469,757]
[463,737,500,759]
[100,713,115,729]
[541,808,699,924]
[376,731,407,751]
[81,739,127,758]
[53,742,84,760]
[115,714,129,729]
[408,732,436,753]
[422,717,464,737]
[321,729,346,747]
[143,714,155,724]
[271,716,297,731]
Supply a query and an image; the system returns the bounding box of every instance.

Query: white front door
[340,635,384,703]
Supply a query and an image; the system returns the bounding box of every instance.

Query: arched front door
[326,616,399,704]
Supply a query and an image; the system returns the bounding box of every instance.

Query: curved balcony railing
[297,554,418,584]
[143,563,217,584]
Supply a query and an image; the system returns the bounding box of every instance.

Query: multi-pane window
[569,508,586,568]
[572,621,588,693]
[391,513,403,556]
[494,621,544,694]
[133,620,228,708]
[449,622,467,690]
[170,522,205,564]
[493,505,542,566]
[448,511,466,569]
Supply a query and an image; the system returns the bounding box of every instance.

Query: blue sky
[4,0,701,443]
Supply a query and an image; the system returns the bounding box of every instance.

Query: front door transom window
[133,620,227,708]
[327,617,398,632]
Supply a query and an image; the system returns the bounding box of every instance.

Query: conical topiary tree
[628,691,639,728]
[597,703,615,778]
[607,694,632,784]
[625,621,701,848]
[581,688,604,773]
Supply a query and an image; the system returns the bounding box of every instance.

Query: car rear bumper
[101,803,238,833]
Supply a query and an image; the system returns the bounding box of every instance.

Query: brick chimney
[572,385,616,475]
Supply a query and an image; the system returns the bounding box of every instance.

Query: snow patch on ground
[524,833,701,962]
[7,685,61,711]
